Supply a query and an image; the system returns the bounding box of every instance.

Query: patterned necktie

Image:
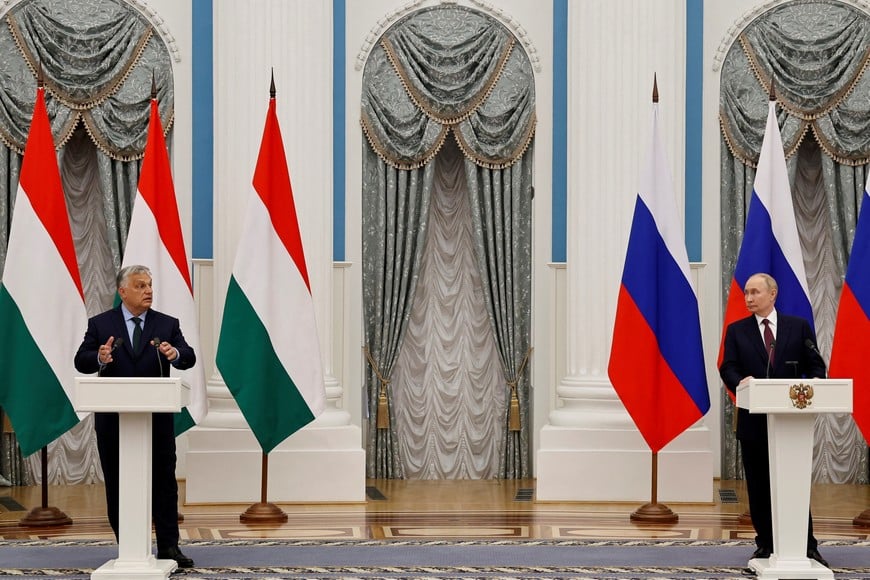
[132,316,142,351]
[762,319,774,365]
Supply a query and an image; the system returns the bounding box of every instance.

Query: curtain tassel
[365,346,391,430]
[508,384,520,431]
[377,384,390,429]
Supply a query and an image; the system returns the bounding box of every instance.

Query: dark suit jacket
[74,306,195,377]
[719,311,826,441]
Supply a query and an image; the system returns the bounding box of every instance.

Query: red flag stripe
[136,99,192,291]
[252,98,310,292]
[20,88,84,300]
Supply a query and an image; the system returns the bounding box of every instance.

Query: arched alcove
[359,3,536,479]
[718,0,870,484]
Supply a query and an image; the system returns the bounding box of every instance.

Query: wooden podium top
[736,378,852,414]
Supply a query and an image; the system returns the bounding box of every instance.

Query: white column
[185,0,364,503]
[536,0,712,502]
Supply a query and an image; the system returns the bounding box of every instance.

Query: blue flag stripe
[620,198,709,412]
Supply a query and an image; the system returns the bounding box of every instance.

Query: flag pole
[19,446,72,527]
[630,451,678,523]
[240,451,287,523]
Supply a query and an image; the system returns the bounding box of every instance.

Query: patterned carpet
[3,538,870,579]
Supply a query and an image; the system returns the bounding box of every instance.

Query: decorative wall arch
[360,3,535,479]
[354,0,542,73]
[0,0,176,485]
[718,0,870,484]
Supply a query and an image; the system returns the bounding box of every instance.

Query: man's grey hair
[749,272,778,292]
[117,265,152,289]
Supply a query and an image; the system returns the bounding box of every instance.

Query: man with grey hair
[75,265,196,568]
[719,272,827,567]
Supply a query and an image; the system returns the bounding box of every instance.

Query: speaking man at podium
[719,272,828,567]
[74,265,196,569]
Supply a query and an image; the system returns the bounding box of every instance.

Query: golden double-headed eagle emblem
[789,383,814,409]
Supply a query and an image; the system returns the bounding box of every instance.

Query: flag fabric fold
[718,99,814,374]
[829,176,870,442]
[0,86,87,456]
[216,92,326,454]
[122,97,206,434]
[608,100,710,453]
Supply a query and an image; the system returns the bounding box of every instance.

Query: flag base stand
[853,508,870,527]
[239,453,287,524]
[630,452,678,523]
[19,506,72,527]
[19,447,72,527]
[630,502,678,523]
[240,502,288,524]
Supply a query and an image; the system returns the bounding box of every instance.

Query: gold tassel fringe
[377,387,390,429]
[508,388,520,431]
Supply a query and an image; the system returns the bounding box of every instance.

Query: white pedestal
[536,423,712,502]
[186,418,365,503]
[75,377,189,579]
[737,378,852,580]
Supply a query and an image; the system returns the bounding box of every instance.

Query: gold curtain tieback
[364,346,391,429]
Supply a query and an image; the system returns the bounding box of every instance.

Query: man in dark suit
[719,272,828,567]
[75,265,196,568]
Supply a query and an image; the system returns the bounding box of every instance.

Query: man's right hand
[99,336,115,365]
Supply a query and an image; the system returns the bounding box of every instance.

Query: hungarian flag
[718,97,813,380]
[0,85,87,456]
[121,93,206,434]
[608,95,709,453]
[829,176,870,442]
[215,83,326,454]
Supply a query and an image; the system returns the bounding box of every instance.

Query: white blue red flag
[608,96,710,453]
[829,175,870,443]
[718,98,813,373]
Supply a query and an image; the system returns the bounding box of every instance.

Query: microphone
[151,337,164,378]
[765,339,776,378]
[805,338,827,378]
[805,338,822,358]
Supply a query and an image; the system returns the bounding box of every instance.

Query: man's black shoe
[751,546,772,559]
[807,547,829,568]
[157,546,194,568]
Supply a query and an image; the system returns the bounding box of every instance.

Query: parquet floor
[1,478,869,544]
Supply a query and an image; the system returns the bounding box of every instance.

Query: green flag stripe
[216,276,315,453]
[0,286,78,456]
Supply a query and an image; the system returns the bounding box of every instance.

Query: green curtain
[719,0,870,483]
[361,5,535,478]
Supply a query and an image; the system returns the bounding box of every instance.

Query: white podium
[737,377,852,580]
[75,377,189,579]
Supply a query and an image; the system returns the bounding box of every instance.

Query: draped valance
[719,0,870,167]
[0,0,174,161]
[361,5,536,170]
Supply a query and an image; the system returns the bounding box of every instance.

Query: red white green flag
[121,95,206,434]
[0,86,87,456]
[216,86,326,454]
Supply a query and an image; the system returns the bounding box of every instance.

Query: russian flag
[608,96,710,453]
[718,97,814,374]
[829,178,870,443]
